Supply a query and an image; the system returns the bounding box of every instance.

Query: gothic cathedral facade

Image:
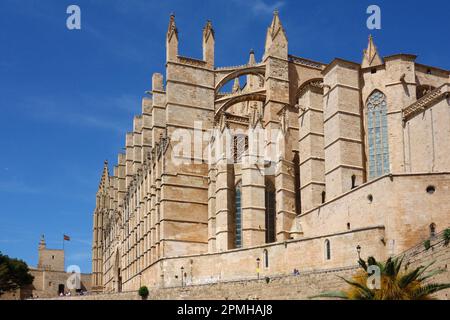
[91,12,450,292]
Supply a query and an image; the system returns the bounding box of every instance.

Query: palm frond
[399,267,423,288]
[384,258,396,277]
[412,283,450,300]
[358,258,368,271]
[367,256,377,266]
[394,256,405,275]
[337,276,375,299]
[418,268,445,282]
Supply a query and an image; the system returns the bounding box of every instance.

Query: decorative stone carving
[288,55,325,70]
[402,84,448,121]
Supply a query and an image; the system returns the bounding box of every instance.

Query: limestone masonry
[91,12,450,295]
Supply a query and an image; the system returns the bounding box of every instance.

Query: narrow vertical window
[265,179,276,243]
[325,239,331,260]
[235,182,242,248]
[263,249,269,268]
[430,223,436,238]
[293,152,301,214]
[367,91,390,179]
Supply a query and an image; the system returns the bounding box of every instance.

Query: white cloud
[0,178,43,195]
[233,0,285,15]
[251,0,285,15]
[67,252,91,262]
[16,94,139,133]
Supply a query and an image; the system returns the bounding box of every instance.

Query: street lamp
[180,266,184,287]
[356,245,361,260]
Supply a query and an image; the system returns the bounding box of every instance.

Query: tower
[262,11,295,241]
[322,58,364,199]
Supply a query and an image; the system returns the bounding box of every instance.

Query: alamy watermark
[367,265,381,289]
[66,265,81,290]
[66,5,81,30]
[366,5,381,30]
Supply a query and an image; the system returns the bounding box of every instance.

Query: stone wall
[50,227,450,300]
[401,229,450,300]
[42,266,358,300]
[27,269,92,299]
[118,172,449,291]
[121,225,385,290]
[299,173,450,254]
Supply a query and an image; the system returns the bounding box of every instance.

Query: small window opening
[263,249,269,268]
[426,185,436,194]
[430,223,436,237]
[325,239,331,260]
[351,175,357,189]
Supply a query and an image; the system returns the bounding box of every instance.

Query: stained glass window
[367,91,390,179]
[235,182,242,248]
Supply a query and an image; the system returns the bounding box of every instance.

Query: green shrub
[138,286,149,298]
[444,228,450,246]
[423,239,431,250]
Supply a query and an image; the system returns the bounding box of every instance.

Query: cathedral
[91,12,450,293]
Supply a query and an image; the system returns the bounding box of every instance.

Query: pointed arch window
[367,91,390,179]
[235,181,242,248]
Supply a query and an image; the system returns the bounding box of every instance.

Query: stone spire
[167,13,178,42]
[38,234,46,250]
[203,20,214,43]
[248,49,256,66]
[232,77,240,93]
[202,20,215,66]
[99,160,109,189]
[362,35,383,68]
[264,10,288,60]
[166,13,178,61]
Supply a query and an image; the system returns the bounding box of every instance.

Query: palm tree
[310,256,450,300]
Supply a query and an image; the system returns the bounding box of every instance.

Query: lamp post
[180,266,184,287]
[256,258,260,280]
[356,245,361,260]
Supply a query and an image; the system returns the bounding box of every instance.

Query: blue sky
[0,0,448,274]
